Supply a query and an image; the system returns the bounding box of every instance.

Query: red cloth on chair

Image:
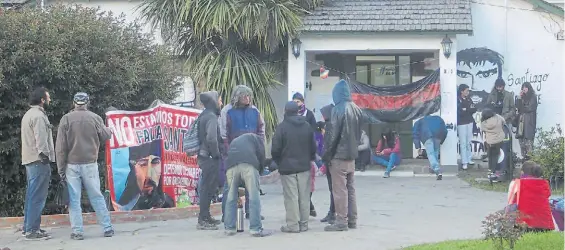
[513,179,555,230]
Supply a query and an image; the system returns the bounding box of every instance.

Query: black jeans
[355,149,371,171]
[197,156,220,222]
[488,142,502,172]
[326,167,335,214]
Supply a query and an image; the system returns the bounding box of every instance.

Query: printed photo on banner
[105,104,201,211]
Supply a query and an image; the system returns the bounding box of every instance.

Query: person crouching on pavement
[271,101,316,233]
[223,133,272,237]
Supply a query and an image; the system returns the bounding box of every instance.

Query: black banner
[350,69,441,123]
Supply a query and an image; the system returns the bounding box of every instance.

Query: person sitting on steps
[373,129,402,178]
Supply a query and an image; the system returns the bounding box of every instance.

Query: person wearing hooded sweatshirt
[355,130,370,172]
[196,91,223,230]
[319,104,336,224]
[480,108,506,179]
[412,115,448,180]
[219,85,265,220]
[271,101,316,233]
[292,92,317,130]
[323,80,363,232]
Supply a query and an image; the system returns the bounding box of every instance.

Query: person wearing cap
[55,92,114,240]
[271,101,316,233]
[486,79,515,124]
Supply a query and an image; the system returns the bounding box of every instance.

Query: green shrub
[0,5,181,217]
[482,209,527,250]
[531,125,564,178]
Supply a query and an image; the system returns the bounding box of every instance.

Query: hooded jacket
[219,85,265,145]
[325,80,364,161]
[412,115,447,149]
[320,104,334,165]
[197,91,222,158]
[481,113,506,145]
[271,101,316,175]
[357,130,370,151]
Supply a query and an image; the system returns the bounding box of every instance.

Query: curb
[0,202,222,230]
[354,171,457,178]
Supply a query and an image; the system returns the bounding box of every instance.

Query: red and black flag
[350,70,440,123]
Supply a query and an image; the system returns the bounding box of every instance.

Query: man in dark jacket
[223,133,271,237]
[323,80,363,232]
[196,91,223,230]
[412,115,448,180]
[292,92,317,129]
[319,104,335,224]
[271,101,316,233]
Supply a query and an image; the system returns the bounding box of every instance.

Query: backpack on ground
[183,115,200,156]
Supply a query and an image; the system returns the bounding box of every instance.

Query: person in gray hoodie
[196,91,223,230]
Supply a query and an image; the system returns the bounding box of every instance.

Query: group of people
[457,79,538,180]
[21,88,114,240]
[194,79,364,236]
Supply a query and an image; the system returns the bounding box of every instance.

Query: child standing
[480,108,506,181]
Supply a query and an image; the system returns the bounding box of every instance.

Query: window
[355,55,412,86]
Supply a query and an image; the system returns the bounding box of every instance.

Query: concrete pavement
[0,175,506,250]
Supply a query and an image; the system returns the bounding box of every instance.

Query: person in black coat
[271,101,316,233]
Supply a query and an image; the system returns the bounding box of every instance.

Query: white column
[439,36,458,167]
[287,39,306,101]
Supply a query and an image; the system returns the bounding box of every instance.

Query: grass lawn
[403,232,564,250]
[458,165,564,195]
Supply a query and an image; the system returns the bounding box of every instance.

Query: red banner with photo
[105,104,201,211]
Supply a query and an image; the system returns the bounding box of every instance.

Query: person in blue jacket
[412,115,448,180]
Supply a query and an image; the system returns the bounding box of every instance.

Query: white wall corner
[287,38,306,101]
[439,35,458,167]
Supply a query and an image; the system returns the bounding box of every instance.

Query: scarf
[298,104,306,116]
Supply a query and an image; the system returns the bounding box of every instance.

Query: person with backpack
[272,101,316,233]
[412,115,448,180]
[195,91,223,230]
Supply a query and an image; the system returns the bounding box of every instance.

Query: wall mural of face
[457,47,505,109]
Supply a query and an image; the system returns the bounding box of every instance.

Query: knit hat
[292,92,304,102]
[284,101,299,116]
[494,79,506,87]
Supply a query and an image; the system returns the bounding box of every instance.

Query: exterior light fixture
[441,35,453,59]
[291,38,302,58]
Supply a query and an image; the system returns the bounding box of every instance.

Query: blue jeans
[424,139,441,174]
[23,162,51,233]
[224,164,262,234]
[373,153,399,173]
[66,163,113,234]
[222,182,249,217]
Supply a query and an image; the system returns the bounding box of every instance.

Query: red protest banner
[105,104,201,211]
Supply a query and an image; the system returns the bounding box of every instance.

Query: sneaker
[70,233,84,240]
[251,229,273,237]
[383,172,390,178]
[299,222,308,232]
[196,221,219,230]
[224,230,237,236]
[469,161,476,165]
[22,229,48,236]
[245,213,265,220]
[324,223,348,232]
[436,174,443,181]
[310,209,317,217]
[104,230,114,237]
[348,222,357,229]
[207,217,221,226]
[462,164,468,170]
[320,213,335,223]
[391,165,397,171]
[280,225,299,233]
[25,231,51,241]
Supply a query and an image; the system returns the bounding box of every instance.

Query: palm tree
[139,0,321,137]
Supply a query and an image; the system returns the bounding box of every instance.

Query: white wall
[456,0,564,158]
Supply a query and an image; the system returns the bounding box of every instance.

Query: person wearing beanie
[486,79,515,124]
[292,92,317,130]
[55,92,115,239]
[271,101,316,233]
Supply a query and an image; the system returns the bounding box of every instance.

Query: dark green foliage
[531,125,564,178]
[0,5,181,216]
[482,209,527,250]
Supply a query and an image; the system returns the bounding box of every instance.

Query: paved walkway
[0,175,506,250]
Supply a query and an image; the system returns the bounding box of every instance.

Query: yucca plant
[139,0,321,137]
